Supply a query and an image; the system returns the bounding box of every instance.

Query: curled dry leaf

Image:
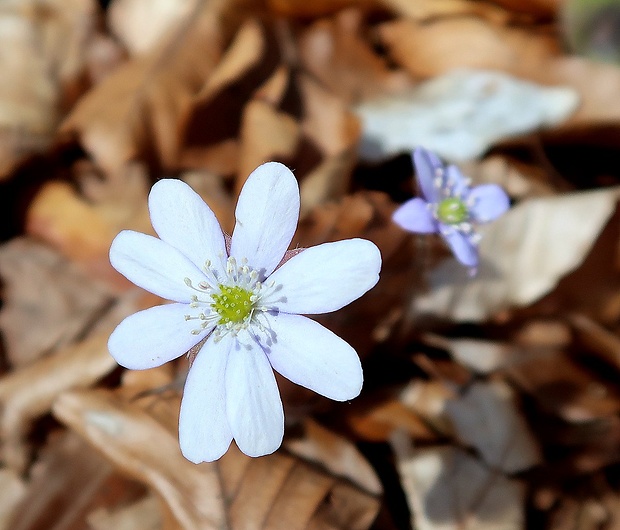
[298,9,412,103]
[53,389,381,530]
[53,389,227,530]
[180,18,270,173]
[0,331,117,471]
[296,73,361,214]
[0,238,114,366]
[237,99,300,192]
[392,437,526,530]
[414,188,620,322]
[60,0,233,174]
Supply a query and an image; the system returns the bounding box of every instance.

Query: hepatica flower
[108,162,381,463]
[393,147,509,269]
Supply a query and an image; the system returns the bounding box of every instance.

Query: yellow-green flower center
[437,197,468,224]
[211,285,254,325]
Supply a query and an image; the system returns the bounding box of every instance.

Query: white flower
[108,162,382,463]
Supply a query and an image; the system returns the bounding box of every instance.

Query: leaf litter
[2,0,620,529]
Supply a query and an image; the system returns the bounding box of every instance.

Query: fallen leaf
[445,381,543,473]
[108,0,199,55]
[6,431,149,530]
[570,313,620,373]
[377,16,559,81]
[298,9,412,103]
[504,349,620,423]
[267,0,374,18]
[53,388,381,530]
[0,469,26,530]
[0,327,126,471]
[87,494,162,530]
[25,163,152,275]
[53,389,227,530]
[59,0,230,174]
[285,419,383,495]
[392,438,526,530]
[0,0,97,177]
[379,0,516,23]
[0,238,114,366]
[355,69,579,162]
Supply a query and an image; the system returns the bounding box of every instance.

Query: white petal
[265,313,363,401]
[149,179,228,277]
[179,335,233,463]
[108,303,209,370]
[268,239,381,315]
[110,230,205,302]
[225,334,284,457]
[230,162,300,277]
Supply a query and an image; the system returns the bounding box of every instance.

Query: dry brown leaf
[178,18,275,173]
[393,439,526,530]
[544,57,620,126]
[53,389,227,530]
[347,394,440,443]
[26,163,152,274]
[7,433,114,530]
[0,238,114,366]
[6,431,150,530]
[237,99,300,192]
[504,349,620,423]
[377,16,559,81]
[0,469,26,530]
[108,0,199,55]
[294,72,362,214]
[491,0,560,18]
[267,0,374,18]
[53,388,381,530]
[399,380,456,437]
[298,9,412,103]
[376,12,620,128]
[87,495,162,530]
[285,419,382,495]
[379,0,515,23]
[60,0,235,174]
[445,381,543,473]
[570,314,620,374]
[220,444,380,530]
[0,331,118,471]
[0,0,97,177]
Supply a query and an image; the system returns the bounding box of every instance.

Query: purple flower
[107,162,382,462]
[393,147,509,268]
